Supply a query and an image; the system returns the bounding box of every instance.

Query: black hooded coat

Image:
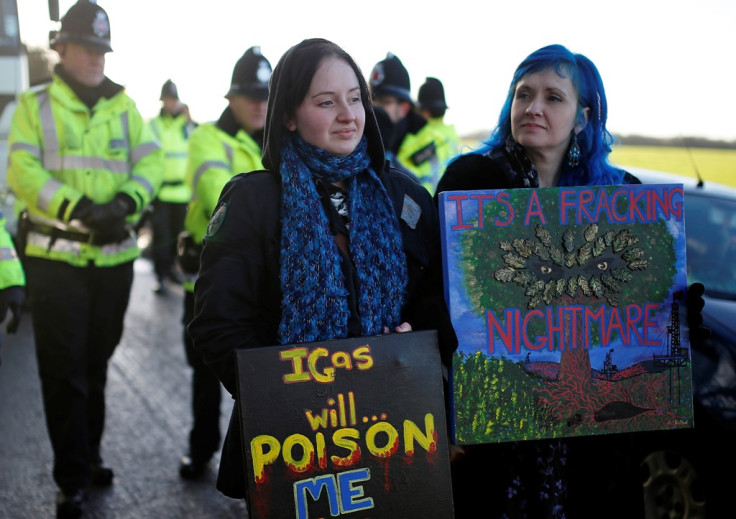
[187,38,456,499]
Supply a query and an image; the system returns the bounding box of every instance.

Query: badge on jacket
[206,203,227,238]
[401,194,421,229]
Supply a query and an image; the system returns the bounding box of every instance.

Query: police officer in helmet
[417,77,460,181]
[149,79,195,294]
[369,53,443,193]
[6,2,163,517]
[177,45,272,481]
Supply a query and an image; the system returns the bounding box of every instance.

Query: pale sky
[18,0,736,141]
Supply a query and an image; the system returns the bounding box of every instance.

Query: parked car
[626,167,736,518]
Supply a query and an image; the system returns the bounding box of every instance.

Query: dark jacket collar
[55,63,123,109]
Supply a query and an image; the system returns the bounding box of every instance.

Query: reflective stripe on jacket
[149,112,193,204]
[184,122,263,245]
[7,75,163,267]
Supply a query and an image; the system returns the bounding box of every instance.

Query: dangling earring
[567,133,581,168]
[505,134,517,154]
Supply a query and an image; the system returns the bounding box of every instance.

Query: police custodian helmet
[227,46,272,101]
[160,79,179,100]
[418,77,448,111]
[51,1,113,54]
[369,53,412,104]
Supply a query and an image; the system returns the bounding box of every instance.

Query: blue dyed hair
[477,44,625,186]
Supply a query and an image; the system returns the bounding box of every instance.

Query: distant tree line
[462,129,735,151]
[613,134,736,150]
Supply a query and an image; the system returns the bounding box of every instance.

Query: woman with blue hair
[436,44,705,518]
[437,44,639,195]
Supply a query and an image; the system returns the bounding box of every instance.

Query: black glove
[79,194,135,232]
[69,196,93,221]
[72,194,135,244]
[0,285,24,334]
[686,282,710,342]
[176,231,202,275]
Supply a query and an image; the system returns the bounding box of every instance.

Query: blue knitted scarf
[278,134,407,344]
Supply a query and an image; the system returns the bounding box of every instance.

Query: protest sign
[236,330,454,518]
[439,185,694,445]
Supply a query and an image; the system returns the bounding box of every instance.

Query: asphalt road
[0,257,247,519]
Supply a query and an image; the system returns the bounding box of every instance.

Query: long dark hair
[262,38,385,173]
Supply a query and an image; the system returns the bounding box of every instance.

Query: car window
[685,194,736,297]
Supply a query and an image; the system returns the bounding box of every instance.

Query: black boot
[56,489,85,519]
[90,462,114,486]
[178,454,208,480]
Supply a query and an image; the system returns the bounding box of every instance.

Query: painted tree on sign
[458,187,678,435]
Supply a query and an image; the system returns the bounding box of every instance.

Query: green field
[611,145,736,187]
[459,140,736,188]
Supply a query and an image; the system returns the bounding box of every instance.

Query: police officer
[369,53,443,193]
[417,77,461,179]
[149,79,195,294]
[177,45,272,480]
[6,2,162,517]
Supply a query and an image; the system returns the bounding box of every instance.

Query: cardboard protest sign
[236,330,454,518]
[438,185,694,445]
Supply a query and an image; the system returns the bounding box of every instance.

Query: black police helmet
[160,79,179,100]
[227,46,272,101]
[418,77,448,111]
[369,53,412,104]
[52,1,112,54]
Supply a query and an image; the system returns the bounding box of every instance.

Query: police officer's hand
[80,193,135,233]
[0,285,24,334]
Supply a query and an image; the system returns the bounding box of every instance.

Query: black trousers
[183,290,222,462]
[26,257,134,494]
[151,199,187,280]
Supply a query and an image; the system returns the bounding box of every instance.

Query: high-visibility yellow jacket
[184,122,263,244]
[426,117,461,185]
[149,111,194,204]
[0,217,24,289]
[7,75,163,267]
[395,117,444,195]
[183,119,263,292]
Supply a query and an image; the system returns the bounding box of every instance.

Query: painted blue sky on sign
[439,185,689,371]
